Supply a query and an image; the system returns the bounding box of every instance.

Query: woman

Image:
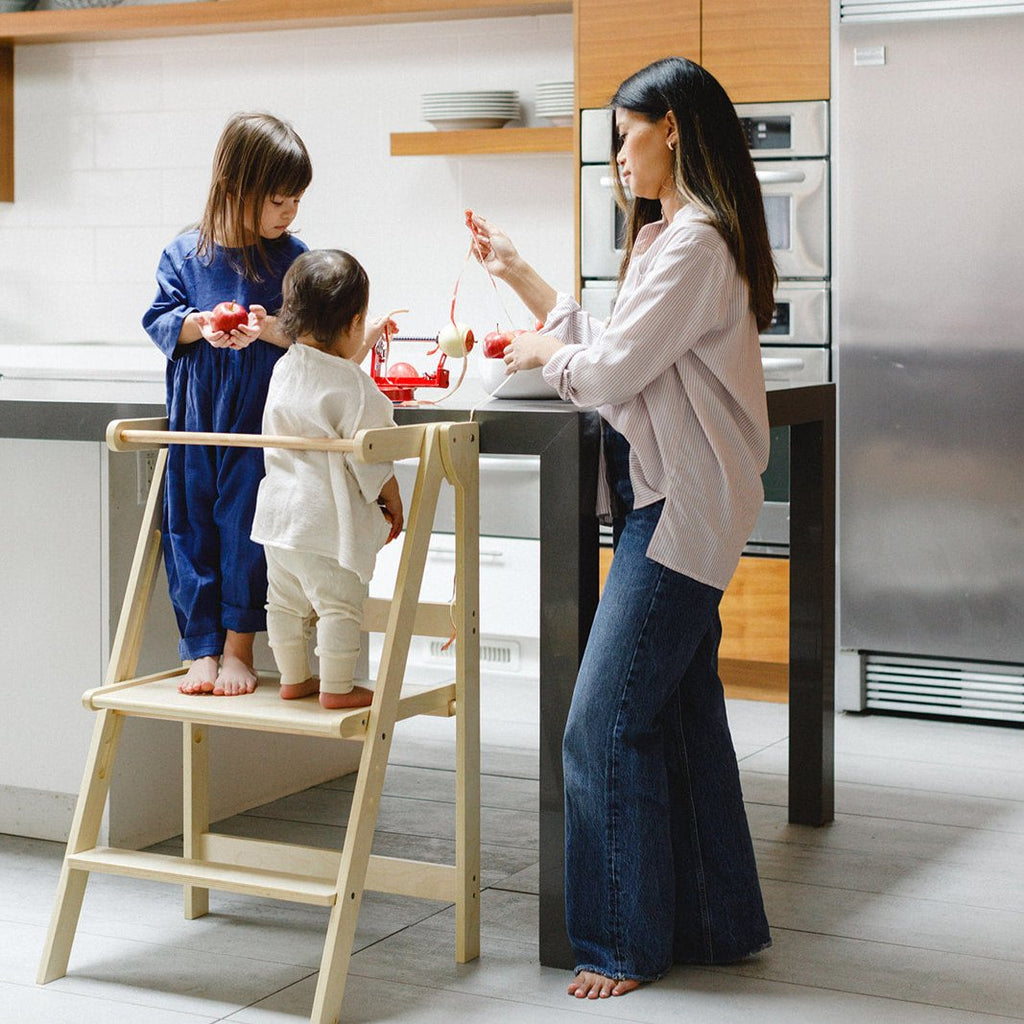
[467,57,774,999]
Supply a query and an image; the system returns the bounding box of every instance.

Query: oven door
[580,164,625,279]
[756,159,829,279]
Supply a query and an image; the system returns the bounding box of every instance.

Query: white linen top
[251,343,395,583]
[542,204,770,591]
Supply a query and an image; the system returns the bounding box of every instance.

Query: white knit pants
[264,545,366,695]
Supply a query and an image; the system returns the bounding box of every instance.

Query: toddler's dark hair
[279,249,369,348]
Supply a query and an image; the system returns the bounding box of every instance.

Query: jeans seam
[606,559,673,978]
[673,690,715,961]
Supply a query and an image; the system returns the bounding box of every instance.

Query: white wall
[0,15,574,368]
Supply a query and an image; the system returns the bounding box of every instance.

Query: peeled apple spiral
[437,321,475,357]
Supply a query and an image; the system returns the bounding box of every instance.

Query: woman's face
[614,108,676,203]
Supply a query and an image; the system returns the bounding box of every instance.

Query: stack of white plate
[421,91,519,131]
[535,81,574,127]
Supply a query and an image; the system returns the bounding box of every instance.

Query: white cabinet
[0,437,361,847]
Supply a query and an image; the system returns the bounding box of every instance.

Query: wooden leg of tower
[183,722,210,919]
[37,709,124,983]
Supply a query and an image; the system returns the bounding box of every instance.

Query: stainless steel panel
[734,100,828,158]
[580,280,617,320]
[762,281,829,346]
[761,346,829,385]
[755,158,829,278]
[837,16,1024,663]
[580,164,623,279]
[580,108,613,164]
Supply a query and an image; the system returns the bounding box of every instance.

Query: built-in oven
[579,101,831,554]
[581,102,829,286]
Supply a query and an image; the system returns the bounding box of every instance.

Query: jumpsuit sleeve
[142,247,197,360]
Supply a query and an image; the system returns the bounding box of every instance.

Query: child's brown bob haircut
[278,249,369,348]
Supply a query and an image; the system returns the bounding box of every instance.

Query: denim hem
[179,631,225,661]
[223,604,267,635]
[674,935,773,966]
[573,963,666,984]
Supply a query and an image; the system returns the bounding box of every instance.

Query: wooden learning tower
[37,418,481,1024]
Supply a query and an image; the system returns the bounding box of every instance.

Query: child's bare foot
[568,972,641,999]
[319,685,373,710]
[280,677,319,700]
[213,630,257,696]
[179,656,219,695]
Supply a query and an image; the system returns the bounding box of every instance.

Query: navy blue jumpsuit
[142,230,308,661]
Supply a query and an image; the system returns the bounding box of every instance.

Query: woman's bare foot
[179,656,219,695]
[280,677,319,700]
[568,972,641,999]
[213,631,258,696]
[319,685,374,710]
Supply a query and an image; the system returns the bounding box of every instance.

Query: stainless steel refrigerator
[835,5,1024,721]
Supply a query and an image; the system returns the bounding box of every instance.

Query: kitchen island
[0,368,834,971]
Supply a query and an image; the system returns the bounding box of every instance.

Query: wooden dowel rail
[105,418,432,464]
[115,428,357,454]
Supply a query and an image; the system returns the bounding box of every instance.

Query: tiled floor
[2,678,1023,1023]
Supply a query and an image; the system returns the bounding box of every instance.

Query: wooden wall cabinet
[702,0,830,103]
[575,0,700,110]
[576,0,829,109]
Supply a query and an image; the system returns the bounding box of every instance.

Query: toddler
[251,249,403,709]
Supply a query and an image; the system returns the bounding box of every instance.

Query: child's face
[259,192,304,239]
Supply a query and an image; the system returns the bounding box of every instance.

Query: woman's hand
[503,330,563,373]
[465,210,521,281]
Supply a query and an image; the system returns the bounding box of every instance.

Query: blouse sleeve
[343,372,398,505]
[141,247,196,360]
[543,237,730,408]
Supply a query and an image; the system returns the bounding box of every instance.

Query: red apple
[387,362,418,378]
[482,331,510,359]
[210,301,248,335]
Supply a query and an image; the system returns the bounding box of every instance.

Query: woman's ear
[664,110,679,151]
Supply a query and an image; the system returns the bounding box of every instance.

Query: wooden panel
[575,0,700,110]
[0,0,571,45]
[701,0,830,103]
[390,126,572,156]
[0,46,11,203]
[719,554,788,664]
[600,549,789,702]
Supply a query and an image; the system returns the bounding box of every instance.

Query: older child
[143,112,313,697]
[251,250,403,710]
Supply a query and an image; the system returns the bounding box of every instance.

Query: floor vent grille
[865,655,1024,724]
[427,637,522,671]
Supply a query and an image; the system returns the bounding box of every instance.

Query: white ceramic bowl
[477,354,559,400]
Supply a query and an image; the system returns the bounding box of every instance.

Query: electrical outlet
[136,450,158,505]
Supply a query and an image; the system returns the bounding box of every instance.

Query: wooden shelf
[0,0,571,46]
[391,125,572,156]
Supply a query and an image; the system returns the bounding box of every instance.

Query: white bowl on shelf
[478,355,559,400]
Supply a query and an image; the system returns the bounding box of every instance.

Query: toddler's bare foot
[319,685,373,710]
[280,677,319,700]
[568,972,641,999]
[179,656,219,695]
[214,653,258,696]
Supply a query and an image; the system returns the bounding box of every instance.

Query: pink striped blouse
[542,204,770,591]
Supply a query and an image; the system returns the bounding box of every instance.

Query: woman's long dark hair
[610,57,776,331]
[197,112,312,283]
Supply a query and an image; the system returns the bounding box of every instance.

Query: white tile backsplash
[0,15,575,364]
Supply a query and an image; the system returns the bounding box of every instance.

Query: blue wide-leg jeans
[563,486,770,980]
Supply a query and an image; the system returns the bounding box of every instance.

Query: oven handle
[756,169,807,185]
